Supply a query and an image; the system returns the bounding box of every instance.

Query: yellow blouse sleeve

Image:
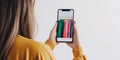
[72,46,87,60]
[45,39,87,60]
[45,39,55,50]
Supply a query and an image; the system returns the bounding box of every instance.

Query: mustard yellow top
[7,35,86,60]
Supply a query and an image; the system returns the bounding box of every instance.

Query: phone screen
[56,9,74,43]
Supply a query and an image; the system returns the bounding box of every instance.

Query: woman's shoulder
[8,35,54,60]
[13,35,52,53]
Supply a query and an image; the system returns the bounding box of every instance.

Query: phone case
[56,9,74,43]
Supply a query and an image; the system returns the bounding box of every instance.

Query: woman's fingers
[73,22,80,42]
[51,21,57,32]
[74,22,78,34]
[49,21,58,46]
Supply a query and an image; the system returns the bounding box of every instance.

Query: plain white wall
[34,0,120,60]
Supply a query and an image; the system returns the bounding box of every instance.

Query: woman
[0,0,87,60]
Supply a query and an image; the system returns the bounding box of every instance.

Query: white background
[34,0,120,60]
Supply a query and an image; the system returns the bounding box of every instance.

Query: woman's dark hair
[0,0,35,60]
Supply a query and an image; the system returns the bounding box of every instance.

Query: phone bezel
[56,9,74,43]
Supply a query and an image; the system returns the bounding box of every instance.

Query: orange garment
[7,35,86,60]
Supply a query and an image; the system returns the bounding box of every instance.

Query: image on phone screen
[56,9,74,43]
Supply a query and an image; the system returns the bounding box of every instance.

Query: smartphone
[56,9,74,43]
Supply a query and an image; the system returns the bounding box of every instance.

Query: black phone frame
[56,9,74,43]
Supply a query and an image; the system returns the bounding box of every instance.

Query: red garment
[63,19,68,38]
[68,19,71,38]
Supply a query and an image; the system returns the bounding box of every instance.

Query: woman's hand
[67,22,80,49]
[48,22,58,46]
